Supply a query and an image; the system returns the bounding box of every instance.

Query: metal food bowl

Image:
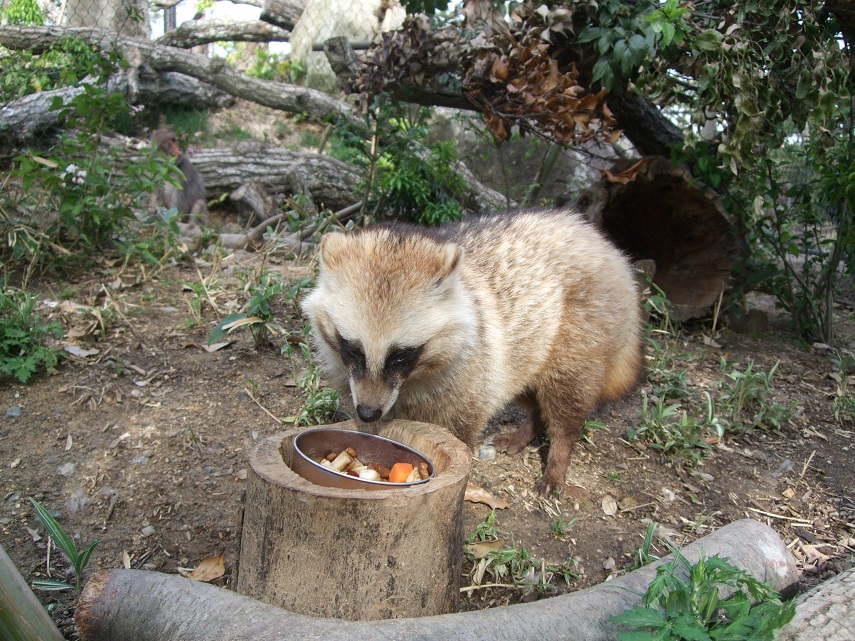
[292,428,435,490]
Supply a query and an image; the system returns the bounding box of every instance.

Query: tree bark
[75,519,797,641]
[0,73,233,146]
[237,420,472,620]
[155,19,291,49]
[0,26,359,127]
[0,543,65,641]
[259,0,307,31]
[778,566,855,641]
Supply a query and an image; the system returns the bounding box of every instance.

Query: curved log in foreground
[76,519,797,641]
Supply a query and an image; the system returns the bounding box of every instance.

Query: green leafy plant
[611,550,795,641]
[627,392,720,463]
[831,353,855,424]
[550,516,577,537]
[332,100,466,226]
[719,359,796,431]
[466,511,578,591]
[282,327,339,426]
[629,521,661,571]
[2,48,178,270]
[30,498,98,593]
[0,289,63,383]
[208,271,294,349]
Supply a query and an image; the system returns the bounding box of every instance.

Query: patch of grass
[550,516,577,537]
[581,418,608,444]
[629,521,661,570]
[611,549,795,641]
[465,511,579,591]
[719,359,796,431]
[627,392,722,464]
[602,470,623,483]
[282,325,339,427]
[0,288,64,383]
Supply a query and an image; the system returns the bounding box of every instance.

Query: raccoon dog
[301,209,644,496]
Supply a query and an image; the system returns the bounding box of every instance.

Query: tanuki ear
[318,232,349,267]
[434,243,463,286]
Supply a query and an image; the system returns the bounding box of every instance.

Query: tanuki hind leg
[492,393,544,455]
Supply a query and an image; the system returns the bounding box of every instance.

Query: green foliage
[245,48,305,84]
[30,498,98,593]
[628,392,718,464]
[718,359,796,432]
[550,516,577,537]
[611,550,795,641]
[465,511,579,590]
[2,49,177,270]
[830,353,855,424]
[0,289,63,383]
[332,100,466,226]
[282,329,340,427]
[399,0,453,16]
[0,37,104,102]
[737,123,855,344]
[579,0,688,91]
[0,0,45,25]
[629,522,661,571]
[208,271,295,349]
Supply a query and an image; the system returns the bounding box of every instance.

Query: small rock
[477,445,497,460]
[142,562,157,571]
[141,525,156,537]
[56,462,76,478]
[10,458,21,469]
[66,488,88,515]
[4,491,22,503]
[159,306,178,314]
[131,455,150,465]
[5,406,22,419]
[603,557,616,571]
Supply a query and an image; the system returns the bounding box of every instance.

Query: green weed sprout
[611,549,795,641]
[30,498,98,593]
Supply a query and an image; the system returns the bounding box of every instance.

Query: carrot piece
[388,462,414,483]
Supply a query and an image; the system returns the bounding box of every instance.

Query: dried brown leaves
[351,6,621,148]
[464,37,620,145]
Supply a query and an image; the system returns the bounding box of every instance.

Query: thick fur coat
[301,209,644,495]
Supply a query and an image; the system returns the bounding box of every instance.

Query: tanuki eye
[337,335,366,371]
[384,345,423,373]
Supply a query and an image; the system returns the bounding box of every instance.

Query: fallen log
[574,156,745,321]
[778,566,855,641]
[75,518,797,641]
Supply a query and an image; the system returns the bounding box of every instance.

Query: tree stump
[237,420,472,621]
[576,156,745,320]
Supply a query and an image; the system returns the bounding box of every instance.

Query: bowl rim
[293,427,436,487]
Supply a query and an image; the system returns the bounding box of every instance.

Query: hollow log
[237,420,472,620]
[575,156,745,321]
[75,519,797,641]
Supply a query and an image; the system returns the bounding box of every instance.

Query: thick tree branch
[0,26,358,127]
[155,18,290,49]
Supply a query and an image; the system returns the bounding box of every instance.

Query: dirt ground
[2,246,854,638]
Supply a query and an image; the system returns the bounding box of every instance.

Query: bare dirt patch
[1,251,853,637]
